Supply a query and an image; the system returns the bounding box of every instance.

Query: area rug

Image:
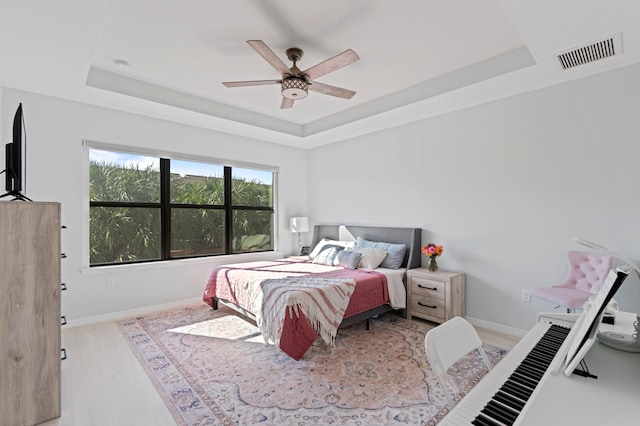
[118,303,507,425]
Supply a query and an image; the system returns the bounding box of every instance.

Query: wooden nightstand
[406,268,465,324]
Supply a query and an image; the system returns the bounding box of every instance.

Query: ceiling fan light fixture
[224,41,359,108]
[281,77,308,99]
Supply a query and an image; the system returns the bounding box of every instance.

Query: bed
[202,224,421,360]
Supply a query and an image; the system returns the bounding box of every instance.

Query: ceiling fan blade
[308,81,356,99]
[247,40,291,76]
[222,80,280,88]
[280,97,295,109]
[302,49,359,81]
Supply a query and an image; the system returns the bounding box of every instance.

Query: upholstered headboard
[310,225,422,270]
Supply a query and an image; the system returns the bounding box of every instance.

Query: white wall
[0,86,3,143]
[308,63,640,331]
[3,63,640,331]
[1,89,309,323]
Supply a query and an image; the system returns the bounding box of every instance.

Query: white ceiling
[1,1,639,148]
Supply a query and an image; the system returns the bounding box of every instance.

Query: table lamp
[290,217,309,255]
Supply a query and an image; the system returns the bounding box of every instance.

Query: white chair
[424,316,492,408]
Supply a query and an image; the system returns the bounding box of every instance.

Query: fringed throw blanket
[202,258,389,359]
[248,276,356,347]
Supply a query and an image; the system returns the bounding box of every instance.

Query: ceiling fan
[222,40,360,109]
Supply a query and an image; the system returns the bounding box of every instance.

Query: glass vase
[427,256,438,272]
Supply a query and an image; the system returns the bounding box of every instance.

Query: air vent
[555,33,623,70]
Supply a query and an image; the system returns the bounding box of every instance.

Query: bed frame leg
[213,298,218,310]
[366,318,370,330]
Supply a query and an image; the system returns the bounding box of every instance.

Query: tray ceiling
[2,1,640,148]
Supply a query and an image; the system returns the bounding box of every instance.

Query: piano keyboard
[439,321,570,426]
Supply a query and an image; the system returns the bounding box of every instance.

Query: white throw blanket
[247,276,356,347]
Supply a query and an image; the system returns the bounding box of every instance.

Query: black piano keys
[472,324,570,426]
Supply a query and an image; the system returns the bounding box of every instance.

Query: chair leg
[435,374,455,409]
[477,348,492,371]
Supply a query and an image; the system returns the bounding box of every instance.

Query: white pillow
[309,238,356,259]
[338,225,357,242]
[352,247,387,270]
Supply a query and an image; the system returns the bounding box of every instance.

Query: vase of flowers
[422,243,443,272]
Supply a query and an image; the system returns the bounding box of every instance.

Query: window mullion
[160,158,171,260]
[223,166,233,254]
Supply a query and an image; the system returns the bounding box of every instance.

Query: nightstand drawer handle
[418,284,437,291]
[418,302,437,309]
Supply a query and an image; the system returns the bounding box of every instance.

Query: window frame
[86,142,277,267]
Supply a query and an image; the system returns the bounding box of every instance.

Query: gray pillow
[356,237,406,269]
[335,250,362,269]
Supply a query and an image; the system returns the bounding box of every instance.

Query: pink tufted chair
[530,251,613,312]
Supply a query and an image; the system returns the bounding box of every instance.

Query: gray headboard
[310,225,422,270]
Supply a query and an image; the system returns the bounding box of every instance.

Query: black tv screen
[5,103,24,194]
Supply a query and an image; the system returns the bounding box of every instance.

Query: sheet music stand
[561,267,629,377]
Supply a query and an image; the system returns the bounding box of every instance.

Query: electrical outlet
[521,290,531,302]
[107,278,116,288]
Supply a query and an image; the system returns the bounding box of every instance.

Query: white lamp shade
[290,217,309,233]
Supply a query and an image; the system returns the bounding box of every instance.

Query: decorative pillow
[353,247,387,270]
[356,237,406,269]
[334,250,362,270]
[312,244,344,266]
[309,238,356,259]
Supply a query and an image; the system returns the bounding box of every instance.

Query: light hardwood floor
[43,321,176,426]
[43,308,520,426]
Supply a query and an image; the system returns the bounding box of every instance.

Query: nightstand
[406,268,465,324]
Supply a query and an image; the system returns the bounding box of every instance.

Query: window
[89,149,274,266]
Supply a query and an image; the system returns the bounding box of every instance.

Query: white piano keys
[439,321,555,425]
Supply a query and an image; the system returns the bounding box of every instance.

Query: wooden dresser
[0,202,61,425]
[406,268,465,324]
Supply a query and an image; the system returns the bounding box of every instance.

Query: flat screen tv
[1,103,30,201]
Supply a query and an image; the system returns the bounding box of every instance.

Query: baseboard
[466,316,528,338]
[65,298,531,338]
[65,297,204,328]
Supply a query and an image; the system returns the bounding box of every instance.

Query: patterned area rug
[118,303,507,425]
